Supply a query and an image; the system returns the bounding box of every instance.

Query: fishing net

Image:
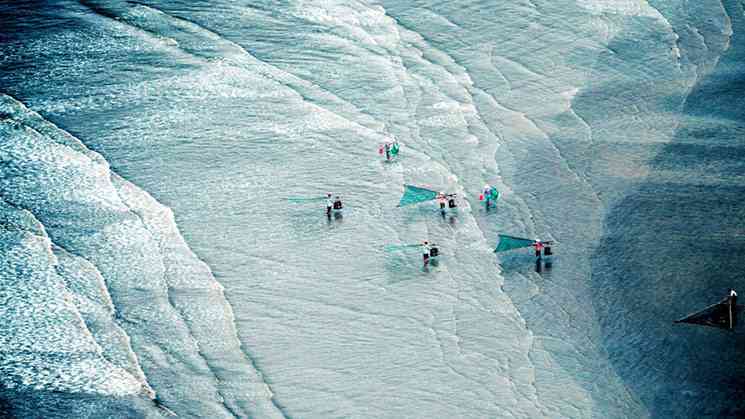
[287,196,326,203]
[383,244,423,252]
[675,297,740,330]
[398,185,438,207]
[494,234,535,253]
[391,143,400,156]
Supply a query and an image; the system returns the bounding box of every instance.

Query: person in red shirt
[533,239,544,259]
[436,192,447,212]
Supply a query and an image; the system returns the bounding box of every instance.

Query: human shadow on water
[424,258,440,271]
[534,258,553,276]
[498,252,556,278]
[439,209,457,226]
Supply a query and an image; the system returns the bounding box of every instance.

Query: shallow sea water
[1,1,743,418]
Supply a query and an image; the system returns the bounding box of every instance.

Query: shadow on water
[438,208,458,226]
[534,258,553,276]
[591,1,745,417]
[326,211,343,224]
[498,252,555,278]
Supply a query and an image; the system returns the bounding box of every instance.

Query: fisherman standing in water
[422,241,431,265]
[533,239,544,259]
[379,142,392,161]
[380,139,400,162]
[448,194,457,209]
[481,184,495,209]
[333,196,343,211]
[436,192,447,212]
[325,193,333,217]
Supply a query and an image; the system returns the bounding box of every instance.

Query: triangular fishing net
[391,143,400,156]
[494,234,535,252]
[287,196,327,203]
[398,185,438,207]
[675,297,740,330]
[383,244,422,252]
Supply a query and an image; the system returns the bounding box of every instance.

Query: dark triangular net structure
[398,185,438,207]
[675,297,740,330]
[494,234,535,253]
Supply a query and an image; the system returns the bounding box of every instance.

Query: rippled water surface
[1,1,744,418]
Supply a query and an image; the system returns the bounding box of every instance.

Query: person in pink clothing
[436,192,447,212]
[533,239,544,259]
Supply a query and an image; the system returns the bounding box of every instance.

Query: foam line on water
[0,198,146,398]
[78,0,393,137]
[0,93,283,418]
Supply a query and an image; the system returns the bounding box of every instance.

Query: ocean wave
[0,197,145,397]
[0,93,282,418]
[0,0,740,417]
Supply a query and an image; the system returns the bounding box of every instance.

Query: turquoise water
[1,1,742,418]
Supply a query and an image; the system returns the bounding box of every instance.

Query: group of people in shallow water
[325,193,343,216]
[322,140,542,267]
[323,139,739,328]
[436,192,458,211]
[432,184,496,213]
[325,140,402,216]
